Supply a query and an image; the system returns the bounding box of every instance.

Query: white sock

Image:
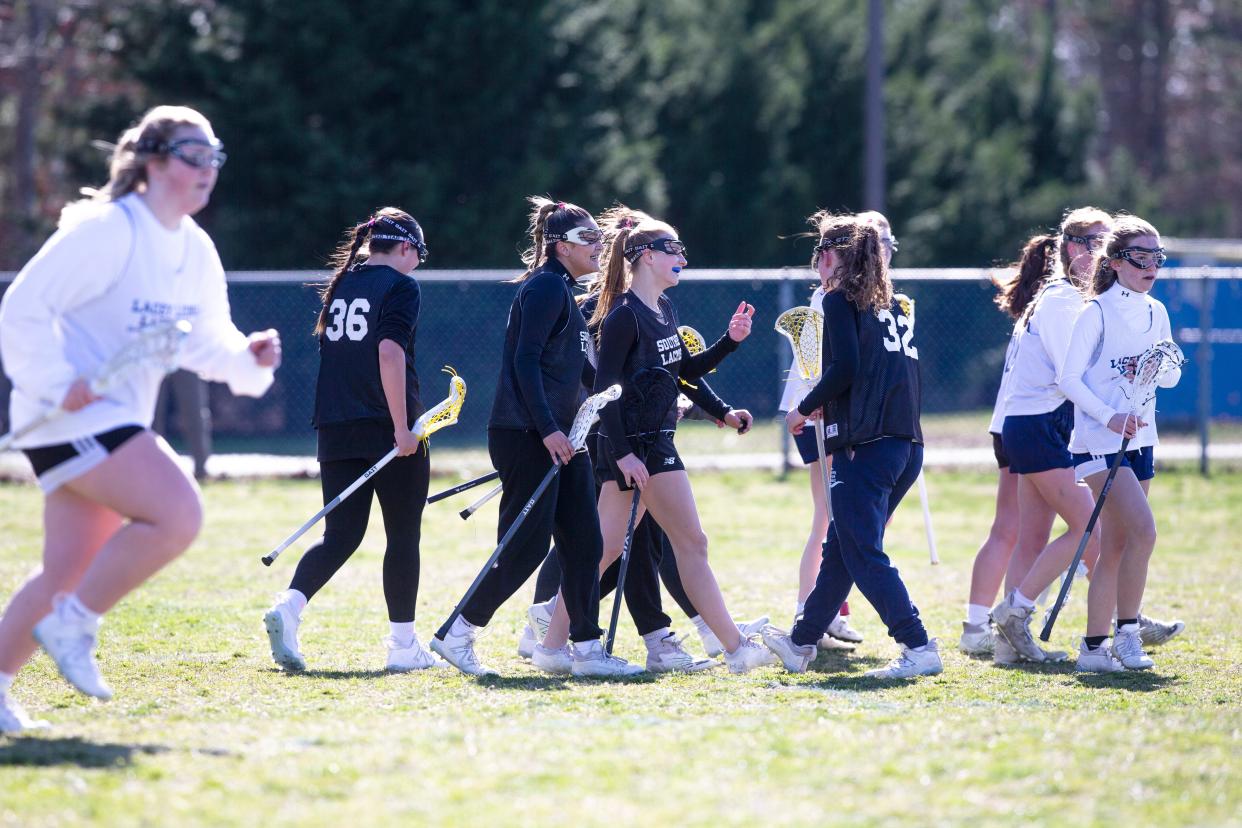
[642,627,672,648]
[389,622,415,646]
[449,615,477,638]
[966,604,991,627]
[0,671,14,695]
[280,589,308,615]
[690,615,712,636]
[795,601,806,617]
[1013,589,1037,610]
[63,593,101,625]
[543,594,558,613]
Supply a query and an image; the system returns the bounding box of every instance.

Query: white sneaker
[723,638,778,674]
[1112,625,1154,670]
[384,634,445,671]
[1076,639,1124,673]
[959,621,995,656]
[571,639,644,677]
[761,626,816,673]
[826,613,864,643]
[263,600,306,672]
[33,596,112,700]
[531,643,573,675]
[516,625,538,660]
[645,633,717,673]
[992,634,1022,666]
[0,692,50,734]
[700,616,770,658]
[430,624,498,677]
[864,640,943,679]
[1138,614,1185,647]
[992,592,1067,663]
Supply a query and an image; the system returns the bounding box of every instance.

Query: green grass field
[1,469,1239,827]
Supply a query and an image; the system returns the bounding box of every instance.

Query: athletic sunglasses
[1116,246,1167,270]
[1063,231,1107,251]
[626,238,688,260]
[546,226,605,245]
[167,138,228,170]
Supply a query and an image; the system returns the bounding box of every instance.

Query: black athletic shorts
[22,424,145,493]
[991,432,1010,470]
[594,431,685,491]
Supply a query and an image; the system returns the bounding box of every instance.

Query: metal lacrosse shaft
[427,470,500,504]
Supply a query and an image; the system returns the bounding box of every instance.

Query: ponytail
[315,221,372,335]
[516,195,593,282]
[994,233,1057,319]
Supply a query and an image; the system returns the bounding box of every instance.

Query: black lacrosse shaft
[604,486,644,655]
[438,464,561,636]
[1039,436,1130,641]
[427,470,500,504]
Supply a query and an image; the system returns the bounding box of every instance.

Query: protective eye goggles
[546,226,604,246]
[167,138,228,170]
[625,238,688,262]
[371,217,429,263]
[884,235,899,256]
[1116,246,1167,269]
[1063,232,1107,251]
[813,233,853,255]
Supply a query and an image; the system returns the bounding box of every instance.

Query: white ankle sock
[449,615,476,638]
[0,671,14,694]
[690,615,712,636]
[795,601,806,617]
[280,589,308,615]
[389,622,415,646]
[966,604,991,627]
[642,627,672,647]
[63,594,101,625]
[1013,589,1037,610]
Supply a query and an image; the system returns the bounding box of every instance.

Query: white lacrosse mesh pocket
[568,384,621,451]
[94,319,193,394]
[775,307,823,382]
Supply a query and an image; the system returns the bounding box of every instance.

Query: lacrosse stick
[436,384,622,636]
[459,482,502,520]
[774,306,833,527]
[263,367,467,566]
[1039,340,1186,640]
[677,326,716,374]
[427,470,500,504]
[605,366,681,655]
[895,293,939,565]
[0,319,192,452]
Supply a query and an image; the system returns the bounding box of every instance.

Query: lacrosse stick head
[622,366,680,450]
[774,306,822,382]
[93,319,192,395]
[677,325,713,380]
[412,366,466,441]
[1126,339,1186,417]
[895,292,915,323]
[568,384,621,452]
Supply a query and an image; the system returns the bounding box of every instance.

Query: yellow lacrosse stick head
[895,293,915,322]
[677,325,713,382]
[774,306,823,382]
[412,366,467,443]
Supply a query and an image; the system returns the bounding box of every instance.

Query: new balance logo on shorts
[663,456,676,466]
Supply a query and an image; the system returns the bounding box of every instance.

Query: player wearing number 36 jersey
[264,207,439,674]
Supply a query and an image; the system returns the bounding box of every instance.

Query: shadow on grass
[806,651,887,674]
[295,669,391,680]
[0,736,168,768]
[475,672,658,691]
[1074,670,1177,692]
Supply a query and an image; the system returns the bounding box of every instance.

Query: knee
[1132,521,1157,554]
[675,530,709,562]
[157,491,204,554]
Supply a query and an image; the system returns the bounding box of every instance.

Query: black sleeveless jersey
[819,292,923,452]
[488,258,591,436]
[313,264,422,430]
[595,291,738,457]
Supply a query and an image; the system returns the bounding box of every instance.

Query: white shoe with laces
[431,623,498,677]
[959,621,995,656]
[761,626,816,673]
[516,625,538,660]
[1112,625,1154,670]
[864,640,943,679]
[1076,639,1124,673]
[0,692,50,734]
[826,613,864,644]
[531,643,573,675]
[645,633,717,673]
[1138,614,1185,647]
[700,616,770,658]
[33,595,112,700]
[723,637,778,674]
[384,633,445,671]
[992,592,1068,663]
[571,639,644,677]
[263,600,306,672]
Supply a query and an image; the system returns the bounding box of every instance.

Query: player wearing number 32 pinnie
[763,212,939,680]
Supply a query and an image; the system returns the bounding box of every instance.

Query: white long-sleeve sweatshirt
[1057,281,1180,454]
[0,193,274,448]
[1002,279,1087,417]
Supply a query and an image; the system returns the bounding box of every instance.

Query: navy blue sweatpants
[792,437,929,650]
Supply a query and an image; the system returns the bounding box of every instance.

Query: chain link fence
[2,268,1239,471]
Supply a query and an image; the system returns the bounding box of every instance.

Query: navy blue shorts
[793,427,826,465]
[1072,445,1155,482]
[1001,400,1074,475]
[991,432,1009,470]
[595,431,685,492]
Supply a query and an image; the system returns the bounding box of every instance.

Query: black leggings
[436,429,603,643]
[289,447,430,623]
[534,512,698,636]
